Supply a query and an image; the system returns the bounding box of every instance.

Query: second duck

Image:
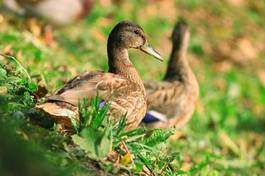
[143,20,199,129]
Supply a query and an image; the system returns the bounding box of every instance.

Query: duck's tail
[28,101,78,130]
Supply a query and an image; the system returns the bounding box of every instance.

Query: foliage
[72,96,112,159]
[69,96,176,174]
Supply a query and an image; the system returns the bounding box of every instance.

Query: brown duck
[35,21,162,131]
[143,20,199,129]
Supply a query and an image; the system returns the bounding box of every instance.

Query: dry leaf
[214,78,226,90]
[181,155,192,171]
[33,81,48,99]
[257,70,265,88]
[27,18,41,37]
[238,37,257,60]
[169,131,186,141]
[120,153,133,166]
[0,14,4,24]
[3,45,14,55]
[181,162,192,171]
[0,86,8,94]
[90,27,106,43]
[225,0,246,6]
[99,0,112,7]
[212,61,232,73]
[219,131,240,155]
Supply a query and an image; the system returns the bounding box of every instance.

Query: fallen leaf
[44,26,57,48]
[219,131,240,156]
[99,0,112,7]
[181,162,192,171]
[3,45,14,55]
[0,86,8,94]
[225,0,246,7]
[33,81,48,99]
[212,61,232,73]
[181,155,192,171]
[90,27,106,43]
[238,37,257,60]
[169,131,186,141]
[213,78,227,90]
[120,153,133,166]
[0,14,4,24]
[27,18,41,37]
[257,70,265,88]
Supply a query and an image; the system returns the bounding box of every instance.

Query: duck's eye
[134,30,140,35]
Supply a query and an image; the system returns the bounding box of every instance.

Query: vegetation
[0,0,265,175]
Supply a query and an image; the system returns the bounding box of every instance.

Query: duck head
[108,21,163,61]
[171,20,190,51]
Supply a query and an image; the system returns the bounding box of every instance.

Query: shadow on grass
[236,115,265,133]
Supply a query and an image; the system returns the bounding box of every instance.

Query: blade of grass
[0,53,31,81]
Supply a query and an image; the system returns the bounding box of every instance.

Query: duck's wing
[46,71,135,106]
[143,79,199,129]
[144,80,185,109]
[37,71,146,130]
[106,88,146,130]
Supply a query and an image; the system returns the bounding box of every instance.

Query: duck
[3,0,94,25]
[142,20,199,129]
[34,21,162,131]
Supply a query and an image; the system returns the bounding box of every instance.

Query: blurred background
[0,0,265,175]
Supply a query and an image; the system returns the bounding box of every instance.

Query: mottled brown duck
[3,0,94,25]
[143,20,199,129]
[35,21,162,131]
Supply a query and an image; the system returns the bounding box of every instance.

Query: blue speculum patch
[142,112,160,123]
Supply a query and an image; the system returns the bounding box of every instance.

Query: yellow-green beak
[140,42,163,61]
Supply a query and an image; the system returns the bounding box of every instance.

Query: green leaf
[114,114,127,136]
[135,151,153,169]
[72,128,112,159]
[69,116,79,133]
[90,103,110,129]
[0,68,7,80]
[78,97,90,129]
[144,128,174,147]
[27,82,38,93]
[72,130,98,159]
[98,127,112,158]
[119,128,146,138]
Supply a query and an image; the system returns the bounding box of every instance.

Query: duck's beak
[140,42,163,61]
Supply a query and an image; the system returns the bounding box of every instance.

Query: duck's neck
[107,43,145,93]
[164,35,193,83]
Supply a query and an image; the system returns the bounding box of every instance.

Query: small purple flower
[99,101,106,108]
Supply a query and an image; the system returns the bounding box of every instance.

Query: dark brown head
[108,21,162,61]
[164,19,190,80]
[171,20,189,51]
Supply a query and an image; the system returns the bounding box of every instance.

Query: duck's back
[145,80,185,117]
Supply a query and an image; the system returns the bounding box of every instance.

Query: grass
[0,0,265,175]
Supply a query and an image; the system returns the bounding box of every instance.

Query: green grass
[0,0,265,175]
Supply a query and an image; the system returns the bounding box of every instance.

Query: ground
[0,0,265,175]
